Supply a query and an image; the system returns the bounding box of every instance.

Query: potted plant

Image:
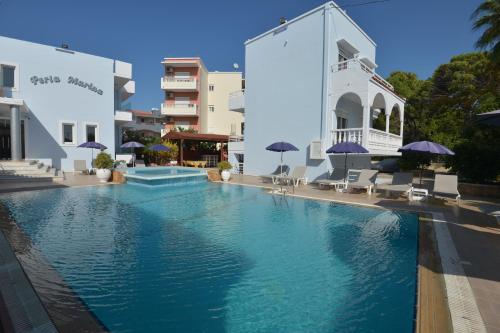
[94,152,114,183]
[217,161,232,181]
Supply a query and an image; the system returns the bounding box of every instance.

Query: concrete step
[0,165,48,172]
[0,176,60,183]
[0,160,38,168]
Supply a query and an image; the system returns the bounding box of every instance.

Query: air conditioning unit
[310,140,325,160]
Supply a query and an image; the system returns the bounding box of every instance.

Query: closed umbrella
[265,141,299,175]
[398,140,454,184]
[121,141,145,167]
[326,142,369,182]
[78,141,107,169]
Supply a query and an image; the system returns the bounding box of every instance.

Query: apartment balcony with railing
[331,128,403,154]
[161,102,199,116]
[228,90,245,112]
[161,75,198,91]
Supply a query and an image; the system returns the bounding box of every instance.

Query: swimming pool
[0,183,418,333]
[124,166,207,186]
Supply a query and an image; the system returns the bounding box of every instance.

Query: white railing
[228,89,245,111]
[332,59,394,92]
[331,128,402,153]
[332,128,363,145]
[229,135,244,142]
[367,128,402,150]
[161,103,198,116]
[161,76,197,90]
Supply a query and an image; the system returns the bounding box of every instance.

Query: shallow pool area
[124,166,207,186]
[0,183,418,333]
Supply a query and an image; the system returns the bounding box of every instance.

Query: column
[385,112,390,133]
[10,105,22,161]
[361,105,370,147]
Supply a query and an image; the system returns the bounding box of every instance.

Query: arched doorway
[333,92,363,144]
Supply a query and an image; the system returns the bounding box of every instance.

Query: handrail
[163,76,196,82]
[332,59,394,91]
[368,127,401,138]
[162,103,197,109]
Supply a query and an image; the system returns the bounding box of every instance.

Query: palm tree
[472,0,500,63]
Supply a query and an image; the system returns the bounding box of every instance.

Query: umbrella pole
[280,151,283,175]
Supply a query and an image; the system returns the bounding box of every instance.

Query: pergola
[162,131,229,166]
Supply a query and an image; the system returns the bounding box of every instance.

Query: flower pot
[96,168,111,183]
[221,169,231,182]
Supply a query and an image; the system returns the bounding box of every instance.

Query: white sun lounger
[433,174,461,204]
[347,169,378,194]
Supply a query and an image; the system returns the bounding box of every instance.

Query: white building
[233,2,405,181]
[0,36,135,172]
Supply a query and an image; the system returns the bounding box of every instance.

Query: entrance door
[0,119,26,160]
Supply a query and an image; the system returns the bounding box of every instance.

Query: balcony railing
[331,128,402,153]
[332,128,363,145]
[161,103,198,116]
[333,59,394,92]
[228,89,245,112]
[367,128,402,151]
[161,76,197,90]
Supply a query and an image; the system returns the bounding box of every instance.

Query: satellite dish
[233,63,239,70]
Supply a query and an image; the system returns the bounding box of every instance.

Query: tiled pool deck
[0,173,499,332]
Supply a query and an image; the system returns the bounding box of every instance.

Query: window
[209,105,215,112]
[337,117,347,129]
[86,124,97,142]
[1,65,15,88]
[241,122,245,135]
[209,84,214,92]
[61,122,77,145]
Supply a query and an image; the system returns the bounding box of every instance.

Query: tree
[472,0,500,63]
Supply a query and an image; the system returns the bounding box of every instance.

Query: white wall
[0,36,116,171]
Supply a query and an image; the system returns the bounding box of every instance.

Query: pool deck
[0,173,499,332]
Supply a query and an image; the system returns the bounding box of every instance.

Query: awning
[162,131,229,142]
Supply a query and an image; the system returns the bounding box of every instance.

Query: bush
[95,152,114,169]
[217,161,232,171]
[449,138,500,183]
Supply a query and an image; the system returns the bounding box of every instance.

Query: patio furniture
[433,174,461,204]
[317,168,347,190]
[347,169,378,194]
[410,188,429,201]
[261,165,290,184]
[74,160,88,174]
[276,166,307,190]
[376,172,414,198]
[116,154,134,166]
[135,160,145,167]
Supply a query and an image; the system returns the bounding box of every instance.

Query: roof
[130,110,163,118]
[162,131,229,142]
[245,1,376,47]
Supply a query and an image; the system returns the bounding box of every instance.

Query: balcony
[161,103,198,116]
[114,110,133,123]
[228,90,245,112]
[331,128,402,155]
[114,60,132,88]
[161,76,197,91]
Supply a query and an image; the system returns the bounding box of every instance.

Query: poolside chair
[261,165,290,184]
[347,169,378,194]
[433,174,461,204]
[376,172,414,198]
[135,159,146,167]
[276,166,307,187]
[317,168,347,190]
[74,160,88,174]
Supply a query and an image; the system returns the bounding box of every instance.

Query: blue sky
[0,0,483,110]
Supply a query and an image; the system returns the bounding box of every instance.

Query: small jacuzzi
[124,167,207,187]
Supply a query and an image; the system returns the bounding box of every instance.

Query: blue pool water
[1,183,418,333]
[125,166,207,187]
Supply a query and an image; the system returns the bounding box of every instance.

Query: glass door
[0,119,11,160]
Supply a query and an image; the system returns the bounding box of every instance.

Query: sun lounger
[261,165,290,183]
[347,169,378,194]
[317,168,347,190]
[376,172,413,197]
[74,160,88,174]
[276,166,307,187]
[135,160,145,167]
[433,174,461,203]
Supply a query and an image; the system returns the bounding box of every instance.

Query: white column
[10,105,22,161]
[385,112,390,133]
[400,120,404,137]
[362,105,370,147]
